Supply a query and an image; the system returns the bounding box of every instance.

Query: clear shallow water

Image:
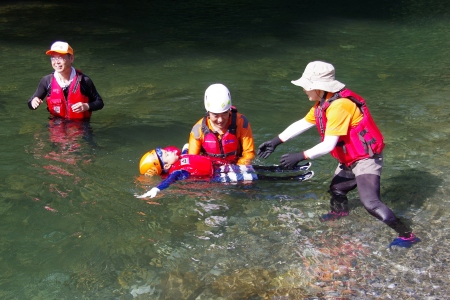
[1,1,450,299]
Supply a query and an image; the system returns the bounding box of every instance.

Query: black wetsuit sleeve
[28,74,52,110]
[80,74,104,111]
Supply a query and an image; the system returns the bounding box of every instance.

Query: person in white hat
[27,41,104,120]
[257,61,420,248]
[187,83,255,165]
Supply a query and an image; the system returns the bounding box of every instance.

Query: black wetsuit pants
[329,157,411,237]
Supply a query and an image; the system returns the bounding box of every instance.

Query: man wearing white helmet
[258,61,420,249]
[188,83,255,165]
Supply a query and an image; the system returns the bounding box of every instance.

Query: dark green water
[1,1,449,299]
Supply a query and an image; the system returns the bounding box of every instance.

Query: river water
[1,0,449,299]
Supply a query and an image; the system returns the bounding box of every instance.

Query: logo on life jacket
[180,157,190,165]
[223,139,235,145]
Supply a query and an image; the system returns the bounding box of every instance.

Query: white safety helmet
[204,83,232,113]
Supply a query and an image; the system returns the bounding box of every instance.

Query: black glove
[257,136,283,159]
[280,152,306,169]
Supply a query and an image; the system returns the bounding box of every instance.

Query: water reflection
[40,118,96,165]
[21,118,99,218]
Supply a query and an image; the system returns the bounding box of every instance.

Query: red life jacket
[314,88,385,166]
[201,108,240,164]
[46,70,91,120]
[168,154,214,177]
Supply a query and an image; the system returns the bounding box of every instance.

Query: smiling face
[208,110,230,132]
[50,54,74,75]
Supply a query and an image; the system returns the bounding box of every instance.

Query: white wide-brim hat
[291,61,345,93]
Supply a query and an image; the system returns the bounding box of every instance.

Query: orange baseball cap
[46,41,74,56]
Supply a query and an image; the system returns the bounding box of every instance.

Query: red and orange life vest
[46,70,91,120]
[314,88,385,166]
[200,108,240,164]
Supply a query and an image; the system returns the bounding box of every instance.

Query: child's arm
[157,170,190,190]
[136,170,190,198]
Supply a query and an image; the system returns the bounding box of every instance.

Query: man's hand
[71,102,89,113]
[31,97,43,109]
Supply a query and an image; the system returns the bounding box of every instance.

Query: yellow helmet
[139,148,164,176]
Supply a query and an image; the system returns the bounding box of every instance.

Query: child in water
[136,146,314,198]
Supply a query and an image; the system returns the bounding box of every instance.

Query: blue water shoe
[389,233,421,249]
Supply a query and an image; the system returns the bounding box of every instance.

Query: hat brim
[291,77,345,93]
[45,50,73,56]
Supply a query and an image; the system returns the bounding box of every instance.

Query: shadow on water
[382,168,442,212]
